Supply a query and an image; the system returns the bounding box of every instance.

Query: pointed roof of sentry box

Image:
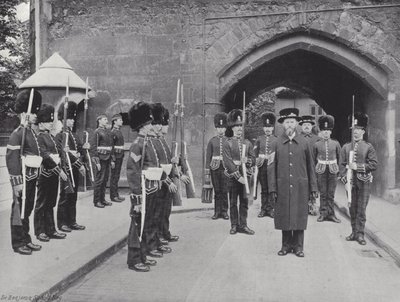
[19,52,88,89]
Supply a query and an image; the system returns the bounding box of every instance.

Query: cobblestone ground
[61,205,400,302]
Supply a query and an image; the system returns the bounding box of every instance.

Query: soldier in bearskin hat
[126,102,160,272]
[110,113,126,203]
[35,104,68,242]
[90,113,115,208]
[268,108,318,257]
[223,109,255,235]
[313,115,341,223]
[254,112,277,218]
[6,89,43,255]
[56,101,87,232]
[340,112,378,246]
[299,115,320,216]
[204,112,229,220]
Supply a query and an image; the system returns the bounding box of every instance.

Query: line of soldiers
[205,107,378,257]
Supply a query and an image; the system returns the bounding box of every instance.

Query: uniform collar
[282,132,299,144]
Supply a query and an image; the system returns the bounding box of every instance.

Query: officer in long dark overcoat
[268,108,318,257]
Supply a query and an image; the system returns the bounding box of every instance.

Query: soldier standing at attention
[35,104,68,242]
[313,115,341,223]
[268,108,318,257]
[126,102,160,272]
[205,113,229,220]
[110,113,125,203]
[300,115,320,215]
[56,101,87,232]
[6,89,43,255]
[91,114,115,208]
[254,112,277,218]
[340,112,377,246]
[223,109,255,235]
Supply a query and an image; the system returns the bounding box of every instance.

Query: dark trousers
[58,167,79,227]
[110,156,124,199]
[127,212,146,266]
[10,178,36,250]
[317,170,338,217]
[282,230,304,252]
[349,179,370,237]
[35,174,59,236]
[210,166,228,215]
[143,192,158,252]
[259,165,273,214]
[228,178,249,228]
[155,184,172,241]
[93,158,110,204]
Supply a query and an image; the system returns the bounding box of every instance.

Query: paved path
[62,205,400,302]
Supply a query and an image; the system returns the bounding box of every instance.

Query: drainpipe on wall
[34,0,40,71]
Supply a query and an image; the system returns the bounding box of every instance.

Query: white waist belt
[212,156,222,160]
[233,160,241,165]
[318,159,337,165]
[114,146,124,150]
[98,146,112,151]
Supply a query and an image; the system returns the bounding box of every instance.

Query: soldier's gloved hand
[96,164,101,171]
[64,146,70,153]
[134,204,142,212]
[13,184,23,197]
[82,142,90,149]
[269,192,277,203]
[256,157,264,167]
[181,174,190,184]
[241,157,248,164]
[111,161,115,169]
[237,176,246,184]
[311,191,318,199]
[349,162,358,170]
[171,157,179,164]
[168,182,178,193]
[79,165,86,176]
[59,170,68,181]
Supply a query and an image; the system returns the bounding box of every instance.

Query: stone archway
[213,30,394,197]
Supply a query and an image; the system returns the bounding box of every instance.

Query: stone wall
[35,0,400,196]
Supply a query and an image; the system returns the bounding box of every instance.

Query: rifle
[83,77,95,187]
[253,165,258,200]
[61,77,76,193]
[179,82,196,198]
[171,79,182,206]
[346,96,355,207]
[241,91,250,195]
[139,135,147,242]
[20,89,34,220]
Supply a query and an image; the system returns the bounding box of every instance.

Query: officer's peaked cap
[129,102,153,130]
[57,101,77,121]
[37,104,55,123]
[299,115,315,125]
[318,115,334,130]
[15,89,42,114]
[214,112,228,128]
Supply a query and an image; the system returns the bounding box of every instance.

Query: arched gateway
[204,29,398,198]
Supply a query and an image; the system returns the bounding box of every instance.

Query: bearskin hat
[261,112,276,127]
[151,103,165,125]
[299,115,315,125]
[14,89,42,114]
[318,115,334,130]
[58,101,77,121]
[227,109,243,127]
[351,112,368,129]
[214,113,228,128]
[278,108,301,123]
[37,104,55,123]
[162,108,170,126]
[129,102,153,130]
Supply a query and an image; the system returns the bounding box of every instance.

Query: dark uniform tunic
[206,135,228,217]
[6,126,41,250]
[223,137,255,228]
[254,134,277,216]
[110,127,125,200]
[35,130,62,236]
[313,138,341,218]
[268,132,317,252]
[55,128,84,228]
[90,127,115,205]
[126,135,160,266]
[340,140,377,237]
